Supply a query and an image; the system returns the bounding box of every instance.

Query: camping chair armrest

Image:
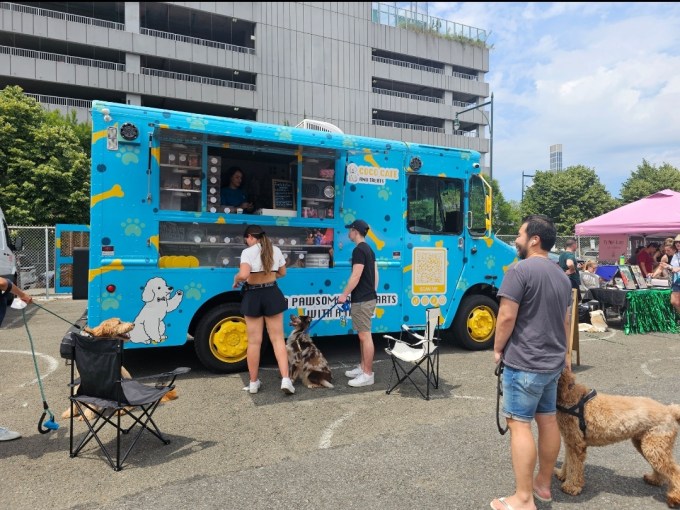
[383,334,427,347]
[401,326,426,343]
[133,367,191,382]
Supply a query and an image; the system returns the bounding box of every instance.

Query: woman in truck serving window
[232,225,294,395]
[220,166,254,213]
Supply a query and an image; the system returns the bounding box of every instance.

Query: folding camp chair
[68,332,190,471]
[383,307,441,400]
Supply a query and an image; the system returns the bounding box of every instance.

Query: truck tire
[194,303,248,373]
[452,294,498,350]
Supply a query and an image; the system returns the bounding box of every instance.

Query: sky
[420,2,680,202]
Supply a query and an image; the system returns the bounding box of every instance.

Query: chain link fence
[9,225,57,296]
[497,235,601,261]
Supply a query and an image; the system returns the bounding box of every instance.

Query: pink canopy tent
[575,189,680,236]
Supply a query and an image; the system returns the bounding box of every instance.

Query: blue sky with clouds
[423,2,680,202]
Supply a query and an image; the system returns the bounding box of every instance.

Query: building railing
[141,67,256,91]
[140,27,255,55]
[371,2,487,43]
[372,54,443,74]
[453,99,474,108]
[24,93,92,109]
[372,87,443,104]
[0,2,125,30]
[453,70,478,81]
[0,45,125,70]
[372,118,443,133]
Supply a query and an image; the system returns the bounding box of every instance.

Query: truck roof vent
[295,119,344,134]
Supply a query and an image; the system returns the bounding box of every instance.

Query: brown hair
[584,260,597,271]
[243,224,274,274]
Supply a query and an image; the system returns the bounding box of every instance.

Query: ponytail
[244,224,275,274]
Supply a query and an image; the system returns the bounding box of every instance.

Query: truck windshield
[407,175,463,235]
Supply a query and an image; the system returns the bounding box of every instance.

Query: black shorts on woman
[240,283,287,317]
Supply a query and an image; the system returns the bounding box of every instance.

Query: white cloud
[429,2,680,200]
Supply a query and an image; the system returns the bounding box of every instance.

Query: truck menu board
[272,179,295,210]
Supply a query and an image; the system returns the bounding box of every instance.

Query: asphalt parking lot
[2,296,680,509]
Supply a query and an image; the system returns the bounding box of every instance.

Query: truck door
[402,167,465,325]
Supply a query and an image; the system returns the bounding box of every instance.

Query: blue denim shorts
[672,281,680,293]
[501,365,562,422]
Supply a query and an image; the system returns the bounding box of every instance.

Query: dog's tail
[320,380,334,389]
[671,404,680,423]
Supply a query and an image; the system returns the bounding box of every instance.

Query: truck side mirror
[12,236,23,252]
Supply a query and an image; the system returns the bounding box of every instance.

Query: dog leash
[307,299,351,332]
[30,301,83,330]
[12,300,60,433]
[494,360,508,435]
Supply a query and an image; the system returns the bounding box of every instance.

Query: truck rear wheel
[452,295,498,350]
[194,303,248,373]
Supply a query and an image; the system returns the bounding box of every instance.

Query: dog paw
[560,483,583,496]
[643,473,664,487]
[554,467,566,481]
[666,495,680,508]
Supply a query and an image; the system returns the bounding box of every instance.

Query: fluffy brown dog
[287,315,333,389]
[62,318,177,420]
[555,369,680,508]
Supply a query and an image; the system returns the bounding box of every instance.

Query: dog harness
[557,389,597,435]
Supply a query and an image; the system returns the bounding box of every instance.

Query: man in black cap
[338,219,377,387]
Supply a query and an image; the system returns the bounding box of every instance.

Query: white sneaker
[0,426,21,441]
[281,377,295,395]
[345,366,363,378]
[242,380,261,394]
[348,372,374,387]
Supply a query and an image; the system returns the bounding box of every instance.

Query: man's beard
[517,244,528,260]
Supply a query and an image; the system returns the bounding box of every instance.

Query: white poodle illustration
[129,277,183,344]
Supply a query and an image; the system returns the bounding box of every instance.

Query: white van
[0,206,21,292]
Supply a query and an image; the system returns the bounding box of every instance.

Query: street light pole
[454,92,493,180]
[521,172,535,203]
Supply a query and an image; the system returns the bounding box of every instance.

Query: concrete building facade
[0,2,491,169]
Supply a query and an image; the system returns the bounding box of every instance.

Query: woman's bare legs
[264,313,289,378]
[245,315,264,382]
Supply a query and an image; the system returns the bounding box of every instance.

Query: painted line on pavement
[641,356,680,379]
[319,411,355,449]
[0,349,59,386]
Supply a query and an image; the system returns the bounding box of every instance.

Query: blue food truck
[87,101,515,372]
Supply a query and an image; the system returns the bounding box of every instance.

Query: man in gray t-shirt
[490,215,572,510]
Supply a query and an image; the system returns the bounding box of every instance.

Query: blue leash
[307,299,350,332]
[14,302,60,433]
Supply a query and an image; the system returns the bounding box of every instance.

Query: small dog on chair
[555,369,680,508]
[286,315,334,389]
[62,318,178,420]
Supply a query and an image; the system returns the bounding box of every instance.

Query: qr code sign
[413,248,447,294]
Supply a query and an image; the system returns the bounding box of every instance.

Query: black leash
[494,360,508,435]
[30,301,83,330]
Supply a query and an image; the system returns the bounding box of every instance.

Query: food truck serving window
[157,128,337,218]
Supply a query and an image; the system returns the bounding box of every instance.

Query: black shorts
[240,284,288,317]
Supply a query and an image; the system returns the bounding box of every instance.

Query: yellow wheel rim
[209,315,248,363]
[466,305,496,343]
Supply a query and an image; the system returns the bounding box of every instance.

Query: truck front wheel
[194,303,248,373]
[452,295,498,350]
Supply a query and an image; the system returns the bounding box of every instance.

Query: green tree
[521,165,617,236]
[0,85,90,225]
[490,178,521,235]
[619,159,680,204]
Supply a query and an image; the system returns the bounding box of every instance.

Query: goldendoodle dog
[555,369,680,508]
[62,318,178,420]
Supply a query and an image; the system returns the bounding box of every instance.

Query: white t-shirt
[240,243,286,273]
